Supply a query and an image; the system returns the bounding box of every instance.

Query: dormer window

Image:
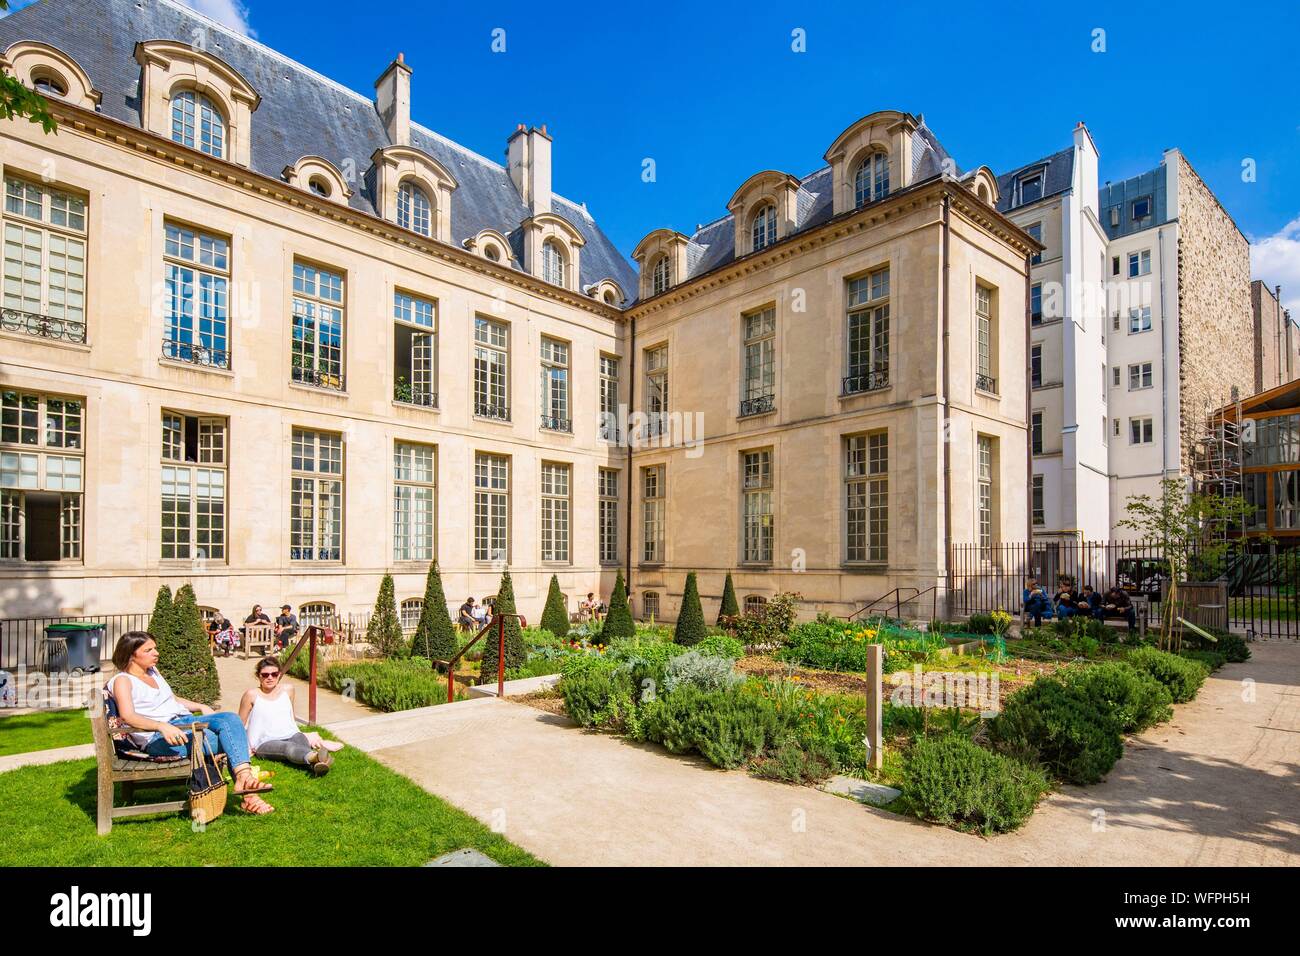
[1131,196,1152,222]
[651,255,671,296]
[542,239,567,287]
[308,177,331,198]
[853,152,889,208]
[32,72,67,98]
[751,204,776,253]
[397,181,432,237]
[171,90,226,159]
[484,244,500,262]
[603,290,616,305]
[1017,172,1043,206]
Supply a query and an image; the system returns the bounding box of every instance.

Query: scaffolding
[1190,390,1245,548]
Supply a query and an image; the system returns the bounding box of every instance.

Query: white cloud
[179,0,256,38]
[1251,216,1300,315]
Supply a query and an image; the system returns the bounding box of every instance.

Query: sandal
[233,771,274,795]
[240,793,274,815]
[307,748,333,776]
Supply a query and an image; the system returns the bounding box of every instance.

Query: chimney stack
[507,124,552,215]
[375,53,412,147]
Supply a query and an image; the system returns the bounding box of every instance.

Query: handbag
[186,721,228,824]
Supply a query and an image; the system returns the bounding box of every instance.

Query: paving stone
[821,775,901,806]
[424,848,501,867]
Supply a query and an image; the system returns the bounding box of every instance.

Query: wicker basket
[187,722,228,824]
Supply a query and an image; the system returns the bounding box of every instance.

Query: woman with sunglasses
[238,657,342,774]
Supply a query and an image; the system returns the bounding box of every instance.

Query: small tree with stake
[366,573,405,658]
[540,574,570,638]
[479,568,527,681]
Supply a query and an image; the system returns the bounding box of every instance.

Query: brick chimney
[507,124,552,215]
[375,53,412,147]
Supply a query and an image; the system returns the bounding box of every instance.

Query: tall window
[290,429,343,561]
[1030,283,1042,324]
[1128,307,1152,333]
[751,204,776,252]
[645,344,669,435]
[845,432,888,564]
[976,284,995,392]
[845,267,889,393]
[977,435,995,554]
[540,338,571,432]
[540,462,571,563]
[397,181,432,237]
[1275,473,1298,530]
[542,240,567,287]
[393,442,435,562]
[163,223,229,368]
[400,599,423,633]
[3,176,86,341]
[853,152,890,208]
[474,453,509,562]
[161,413,226,561]
[1129,417,1154,445]
[1128,362,1153,390]
[1031,345,1042,388]
[599,467,619,564]
[170,90,225,158]
[642,464,665,563]
[473,317,509,420]
[1017,173,1043,205]
[1,390,83,561]
[742,449,774,563]
[642,592,660,620]
[1128,249,1151,277]
[651,255,670,295]
[1031,411,1043,454]
[291,262,345,390]
[1032,474,1045,526]
[598,355,620,441]
[393,291,436,407]
[1027,222,1043,265]
[741,306,776,415]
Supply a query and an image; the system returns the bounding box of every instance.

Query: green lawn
[0,709,93,756]
[1229,596,1299,621]
[0,734,543,866]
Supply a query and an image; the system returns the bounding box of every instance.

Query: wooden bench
[243,623,274,659]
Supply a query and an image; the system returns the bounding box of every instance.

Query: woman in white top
[109,632,273,814]
[238,657,342,774]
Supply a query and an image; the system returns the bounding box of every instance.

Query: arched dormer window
[542,239,567,287]
[171,90,226,159]
[651,255,671,296]
[2,42,102,110]
[397,180,432,236]
[854,152,890,208]
[751,204,776,252]
[603,290,616,305]
[32,73,67,97]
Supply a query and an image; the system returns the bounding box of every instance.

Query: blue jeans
[142,712,252,769]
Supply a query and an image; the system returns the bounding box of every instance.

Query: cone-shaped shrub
[479,569,527,682]
[674,571,707,646]
[540,574,570,638]
[717,572,739,624]
[411,561,457,661]
[366,573,405,658]
[148,584,174,642]
[162,584,221,704]
[603,568,635,641]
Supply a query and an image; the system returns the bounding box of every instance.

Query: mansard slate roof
[996,146,1075,214]
[680,122,958,283]
[0,0,637,299]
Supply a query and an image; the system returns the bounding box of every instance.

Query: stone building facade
[1251,280,1300,394]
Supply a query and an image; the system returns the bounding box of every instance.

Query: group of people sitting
[1023,576,1137,629]
[206,604,302,656]
[108,630,344,815]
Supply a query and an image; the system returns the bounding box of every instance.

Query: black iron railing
[292,366,346,392]
[739,394,775,417]
[540,414,571,433]
[475,401,510,421]
[395,388,438,408]
[2,308,87,344]
[162,337,231,370]
[976,373,997,393]
[0,613,150,670]
[842,368,889,395]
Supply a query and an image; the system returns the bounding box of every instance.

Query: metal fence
[0,614,151,670]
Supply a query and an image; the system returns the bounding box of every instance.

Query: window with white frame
[741,306,776,415]
[3,176,86,340]
[290,429,343,561]
[291,261,345,390]
[474,317,509,420]
[1031,410,1043,455]
[599,355,620,441]
[1,390,83,561]
[744,595,767,616]
[642,591,660,620]
[540,338,571,432]
[846,432,887,563]
[540,461,571,563]
[1027,222,1043,265]
[651,255,670,295]
[978,435,996,554]
[1032,474,1045,526]
[1128,306,1152,333]
[400,598,423,633]
[853,152,889,208]
[161,412,226,561]
[396,181,432,237]
[742,449,774,563]
[1031,344,1042,387]
[976,283,996,391]
[163,222,229,368]
[642,464,665,563]
[1129,417,1154,445]
[1017,172,1043,205]
[542,239,567,287]
[170,90,225,158]
[1131,196,1152,222]
[1128,362,1153,390]
[845,267,889,393]
[473,452,508,562]
[1112,365,1121,387]
[751,203,776,252]
[1030,282,1043,324]
[394,290,436,407]
[393,441,435,562]
[599,467,619,564]
[645,344,668,434]
[1128,249,1151,277]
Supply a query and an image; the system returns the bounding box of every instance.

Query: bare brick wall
[1175,154,1253,471]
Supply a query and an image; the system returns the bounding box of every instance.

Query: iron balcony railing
[292,366,346,392]
[739,394,775,417]
[394,387,438,409]
[842,368,889,395]
[2,307,87,344]
[540,414,571,433]
[162,336,232,370]
[475,401,511,422]
[598,420,622,443]
[976,373,997,393]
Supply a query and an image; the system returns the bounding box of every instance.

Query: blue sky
[10,0,1300,305]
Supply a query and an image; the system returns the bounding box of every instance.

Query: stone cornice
[15,99,624,322]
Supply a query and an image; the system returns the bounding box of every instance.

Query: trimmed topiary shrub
[1125,646,1209,703]
[148,584,175,643]
[161,584,221,705]
[540,574,570,638]
[410,561,457,661]
[988,677,1124,785]
[479,569,527,682]
[366,573,405,658]
[603,568,635,641]
[904,734,1050,835]
[673,571,707,647]
[717,572,739,624]
[1058,661,1172,733]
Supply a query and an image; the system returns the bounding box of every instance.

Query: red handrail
[434,614,522,703]
[280,624,328,723]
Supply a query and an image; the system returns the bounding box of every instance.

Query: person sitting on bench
[1080,584,1103,618]
[457,597,478,630]
[1022,577,1051,626]
[1054,577,1082,618]
[1096,586,1137,630]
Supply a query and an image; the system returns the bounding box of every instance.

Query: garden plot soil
[511,688,568,717]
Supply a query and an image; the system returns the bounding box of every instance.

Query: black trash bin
[43,622,105,675]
